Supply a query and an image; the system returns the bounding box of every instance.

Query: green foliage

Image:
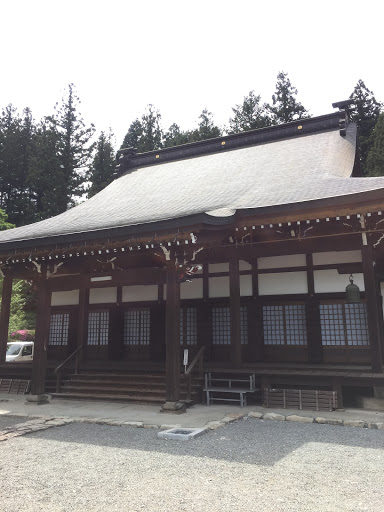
[268,71,308,124]
[121,105,163,153]
[4,280,37,337]
[121,118,143,149]
[0,84,95,226]
[51,83,96,211]
[0,210,36,337]
[27,117,64,221]
[163,123,194,148]
[349,80,383,174]
[194,109,221,140]
[0,209,15,231]
[88,130,116,197]
[229,91,271,133]
[366,113,384,177]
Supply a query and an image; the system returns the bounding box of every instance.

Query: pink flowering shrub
[9,329,35,341]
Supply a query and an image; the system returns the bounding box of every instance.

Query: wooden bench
[203,373,258,407]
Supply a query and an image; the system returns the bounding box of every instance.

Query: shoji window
[49,313,69,346]
[263,304,307,346]
[180,307,197,346]
[124,309,150,346]
[88,311,109,346]
[320,302,369,347]
[212,306,248,345]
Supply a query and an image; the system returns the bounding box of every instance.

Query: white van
[6,342,34,363]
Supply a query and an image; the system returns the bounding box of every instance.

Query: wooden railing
[54,345,84,393]
[184,346,205,401]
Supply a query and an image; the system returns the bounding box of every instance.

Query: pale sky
[1,0,383,148]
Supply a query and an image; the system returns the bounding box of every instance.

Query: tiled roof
[0,116,383,247]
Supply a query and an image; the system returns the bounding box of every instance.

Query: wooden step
[51,392,165,403]
[63,378,201,389]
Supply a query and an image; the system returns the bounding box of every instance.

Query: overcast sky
[1,0,383,147]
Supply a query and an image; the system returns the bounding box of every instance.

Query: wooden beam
[164,261,181,403]
[46,267,164,291]
[362,244,383,372]
[0,275,13,363]
[31,272,51,395]
[229,257,241,368]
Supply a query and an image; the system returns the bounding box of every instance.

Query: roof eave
[0,187,383,254]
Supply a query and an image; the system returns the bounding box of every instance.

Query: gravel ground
[0,418,383,512]
[0,415,29,430]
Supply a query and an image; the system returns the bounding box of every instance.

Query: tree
[52,83,95,212]
[0,208,15,231]
[229,91,271,133]
[0,105,23,224]
[366,113,384,177]
[88,130,116,197]
[349,80,383,174]
[140,104,163,152]
[194,109,221,140]
[121,104,163,153]
[268,71,308,124]
[0,209,36,336]
[27,117,64,221]
[121,118,143,150]
[163,123,194,148]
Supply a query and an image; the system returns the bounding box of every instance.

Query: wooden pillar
[30,274,51,397]
[362,244,383,372]
[0,274,13,363]
[306,254,323,363]
[108,286,123,360]
[162,261,185,412]
[229,257,241,368]
[76,287,90,369]
[249,258,263,361]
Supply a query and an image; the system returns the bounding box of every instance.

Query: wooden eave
[1,185,383,260]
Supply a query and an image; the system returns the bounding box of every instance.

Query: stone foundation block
[205,421,223,430]
[121,421,144,428]
[344,420,366,428]
[263,413,286,421]
[315,417,344,426]
[248,411,263,419]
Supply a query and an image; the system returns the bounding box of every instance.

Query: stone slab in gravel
[286,415,314,423]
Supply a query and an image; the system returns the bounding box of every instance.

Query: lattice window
[285,304,307,346]
[88,311,109,346]
[263,305,284,345]
[240,306,248,345]
[212,307,231,345]
[320,302,369,347]
[124,309,150,346]
[49,313,69,346]
[180,307,197,346]
[345,303,369,346]
[263,304,307,346]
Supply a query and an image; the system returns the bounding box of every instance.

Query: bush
[8,329,35,341]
